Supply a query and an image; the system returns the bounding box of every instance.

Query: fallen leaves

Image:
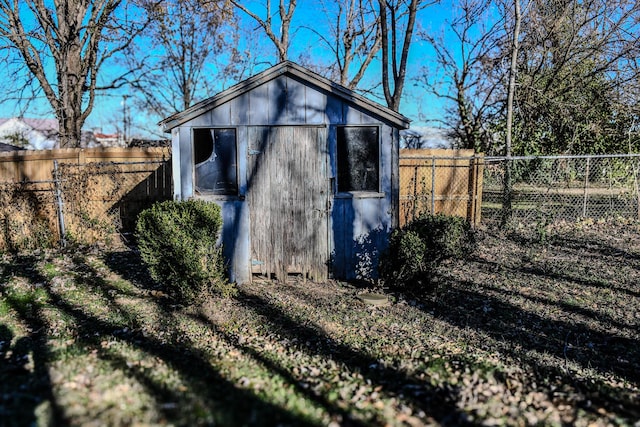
[1,223,639,426]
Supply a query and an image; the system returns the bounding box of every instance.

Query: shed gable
[160,61,410,130]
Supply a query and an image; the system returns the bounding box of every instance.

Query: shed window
[193,128,237,194]
[337,126,379,192]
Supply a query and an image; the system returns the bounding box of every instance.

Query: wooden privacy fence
[399,149,484,227]
[0,147,172,250]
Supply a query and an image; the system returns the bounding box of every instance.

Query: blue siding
[174,78,400,283]
[217,199,250,284]
[179,127,193,198]
[248,83,269,125]
[230,96,249,125]
[332,195,392,281]
[304,82,327,124]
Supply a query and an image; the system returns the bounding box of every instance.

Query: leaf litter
[0,220,638,426]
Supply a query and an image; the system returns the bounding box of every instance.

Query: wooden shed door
[247,126,329,281]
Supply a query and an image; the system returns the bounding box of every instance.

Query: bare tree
[214,23,266,90]
[419,0,505,151]
[400,129,424,148]
[504,0,521,159]
[378,0,426,111]
[230,0,297,62]
[0,0,146,148]
[129,0,235,117]
[502,0,522,226]
[301,0,381,90]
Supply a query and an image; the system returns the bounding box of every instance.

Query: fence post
[582,156,590,218]
[632,159,640,219]
[501,158,513,227]
[470,156,484,226]
[431,156,436,214]
[412,165,418,219]
[53,160,67,248]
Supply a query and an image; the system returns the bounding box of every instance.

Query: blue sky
[0,0,456,138]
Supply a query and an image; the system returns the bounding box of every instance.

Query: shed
[160,61,410,284]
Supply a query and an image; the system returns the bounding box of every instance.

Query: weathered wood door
[247,126,329,281]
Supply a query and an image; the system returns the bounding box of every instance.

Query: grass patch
[1,221,639,425]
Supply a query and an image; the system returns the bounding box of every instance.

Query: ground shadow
[220,289,470,425]
[0,256,63,426]
[411,230,640,421]
[103,247,470,424]
[0,253,311,426]
[103,250,157,291]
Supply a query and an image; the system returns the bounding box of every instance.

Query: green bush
[135,199,235,302]
[379,214,476,295]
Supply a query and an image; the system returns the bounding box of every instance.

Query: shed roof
[159,61,411,132]
[0,142,21,152]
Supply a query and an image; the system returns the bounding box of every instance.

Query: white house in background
[92,132,121,147]
[0,117,59,150]
[0,118,129,149]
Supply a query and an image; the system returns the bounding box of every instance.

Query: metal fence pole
[431,156,436,214]
[53,160,67,248]
[413,165,418,219]
[582,157,590,218]
[501,158,513,227]
[634,157,640,220]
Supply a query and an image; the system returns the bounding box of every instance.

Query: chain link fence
[56,160,172,246]
[4,151,639,251]
[0,158,171,251]
[399,153,640,229]
[482,154,640,227]
[0,180,59,251]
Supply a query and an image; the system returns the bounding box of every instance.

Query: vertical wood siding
[247,126,329,282]
[399,149,484,226]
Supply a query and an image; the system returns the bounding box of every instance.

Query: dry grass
[1,220,639,426]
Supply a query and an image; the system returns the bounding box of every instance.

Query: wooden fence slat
[0,147,172,250]
[399,149,484,226]
[0,147,170,183]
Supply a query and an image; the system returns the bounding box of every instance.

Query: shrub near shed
[380,213,476,295]
[135,199,235,302]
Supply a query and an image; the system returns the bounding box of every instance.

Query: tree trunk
[231,0,296,62]
[502,0,521,227]
[379,0,419,112]
[0,0,131,149]
[57,49,86,148]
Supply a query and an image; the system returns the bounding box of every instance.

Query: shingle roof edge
[158,61,411,131]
